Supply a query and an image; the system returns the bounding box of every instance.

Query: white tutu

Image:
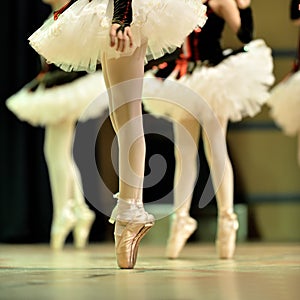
[267,70,300,136]
[143,70,216,124]
[6,71,108,126]
[143,39,275,122]
[28,0,207,72]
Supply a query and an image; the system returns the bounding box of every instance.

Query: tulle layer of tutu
[6,71,108,126]
[28,0,207,72]
[267,71,300,136]
[143,71,217,124]
[143,39,275,122]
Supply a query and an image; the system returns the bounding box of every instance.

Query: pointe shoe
[115,219,154,269]
[109,199,155,269]
[73,205,96,249]
[166,214,197,259]
[216,212,239,259]
[50,201,77,250]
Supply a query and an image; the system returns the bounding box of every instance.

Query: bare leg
[71,163,95,249]
[102,47,146,201]
[101,45,154,269]
[44,120,95,250]
[166,117,200,258]
[203,118,233,214]
[173,117,201,214]
[44,120,77,249]
[202,117,239,259]
[101,58,118,133]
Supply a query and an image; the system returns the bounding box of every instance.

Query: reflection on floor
[0,243,299,300]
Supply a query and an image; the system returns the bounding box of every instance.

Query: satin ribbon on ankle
[108,193,153,224]
[109,193,141,224]
[109,206,118,224]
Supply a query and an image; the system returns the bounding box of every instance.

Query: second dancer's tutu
[267,70,300,136]
[6,70,108,126]
[267,70,300,166]
[28,0,207,72]
[143,39,275,123]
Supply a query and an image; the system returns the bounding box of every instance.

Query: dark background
[1,1,54,243]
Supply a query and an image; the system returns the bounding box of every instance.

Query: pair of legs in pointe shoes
[167,116,239,259]
[101,44,154,269]
[44,120,95,250]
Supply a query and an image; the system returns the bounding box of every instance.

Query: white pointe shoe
[50,201,77,250]
[216,212,239,259]
[73,205,96,249]
[166,214,198,259]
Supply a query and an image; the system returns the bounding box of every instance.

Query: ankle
[219,209,235,218]
[53,200,74,221]
[109,194,152,224]
[117,199,146,221]
[177,211,189,217]
[116,192,143,205]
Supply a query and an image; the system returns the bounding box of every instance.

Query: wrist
[112,0,133,27]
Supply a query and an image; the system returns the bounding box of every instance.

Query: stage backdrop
[0,1,113,243]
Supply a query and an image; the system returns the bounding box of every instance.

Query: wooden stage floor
[0,242,299,300]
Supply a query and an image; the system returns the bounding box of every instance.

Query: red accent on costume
[53,1,72,20]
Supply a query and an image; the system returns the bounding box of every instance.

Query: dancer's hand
[110,24,133,52]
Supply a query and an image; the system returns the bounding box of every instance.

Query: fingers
[110,24,133,52]
[125,27,133,49]
[109,24,118,48]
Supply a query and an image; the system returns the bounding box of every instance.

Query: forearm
[237,6,253,43]
[112,0,133,27]
[290,0,300,22]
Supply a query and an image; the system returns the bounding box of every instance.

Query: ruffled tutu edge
[6,71,108,126]
[143,39,275,122]
[267,71,300,136]
[28,0,207,73]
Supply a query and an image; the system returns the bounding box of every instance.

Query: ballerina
[6,0,109,250]
[143,0,274,259]
[267,0,300,166]
[27,0,208,268]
